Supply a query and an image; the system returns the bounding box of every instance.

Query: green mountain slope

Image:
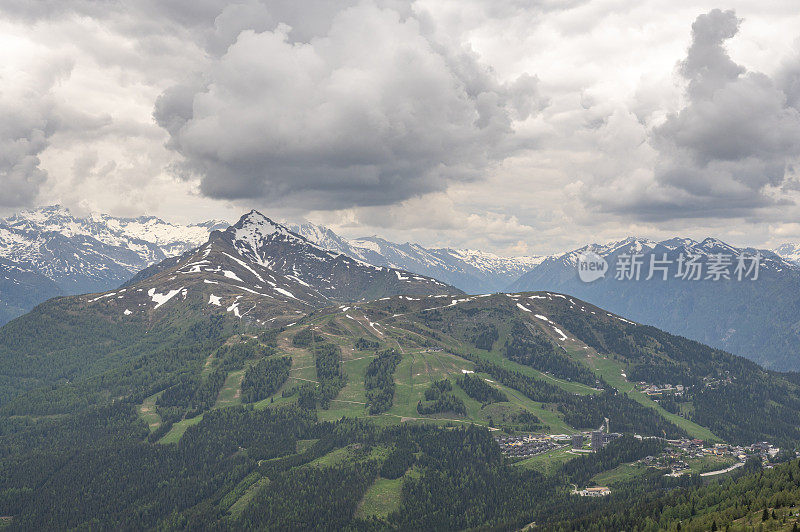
[0,210,461,410]
[2,290,800,528]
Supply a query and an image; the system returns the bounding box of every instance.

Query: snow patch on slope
[148,287,183,309]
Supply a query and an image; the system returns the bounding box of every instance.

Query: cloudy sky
[2,1,799,255]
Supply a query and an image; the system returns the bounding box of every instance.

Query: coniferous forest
[1,289,800,530]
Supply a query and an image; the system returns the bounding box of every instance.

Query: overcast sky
[1,1,799,255]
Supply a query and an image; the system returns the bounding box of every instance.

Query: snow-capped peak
[446,248,544,274]
[2,205,228,257]
[696,237,739,254]
[235,210,293,238]
[774,242,800,266]
[658,237,700,250]
[546,235,796,274]
[0,204,229,298]
[227,210,342,270]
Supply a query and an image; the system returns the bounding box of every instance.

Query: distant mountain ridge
[0,205,228,324]
[0,205,540,325]
[538,236,790,268]
[775,242,800,266]
[285,221,542,294]
[511,236,800,370]
[73,210,462,326]
[7,205,800,371]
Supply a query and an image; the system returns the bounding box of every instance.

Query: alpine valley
[3,210,800,529]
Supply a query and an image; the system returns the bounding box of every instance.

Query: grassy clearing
[214,369,245,409]
[138,392,162,432]
[200,349,217,378]
[337,355,374,404]
[512,446,575,475]
[226,475,270,519]
[590,463,650,486]
[277,306,723,446]
[688,454,738,474]
[307,446,354,468]
[388,350,429,419]
[308,444,391,469]
[355,476,404,518]
[486,377,574,433]
[316,400,366,422]
[461,345,600,396]
[158,413,203,444]
[252,388,297,410]
[287,347,318,383]
[387,316,600,397]
[296,439,318,453]
[254,319,574,434]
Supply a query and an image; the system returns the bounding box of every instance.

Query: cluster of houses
[499,428,789,499]
[495,434,567,458]
[634,374,734,397]
[668,438,780,460]
[637,383,685,396]
[574,486,611,497]
[641,438,783,476]
[496,429,625,458]
[701,375,734,389]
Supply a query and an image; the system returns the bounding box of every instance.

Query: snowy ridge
[775,242,800,266]
[227,212,456,300]
[3,205,227,264]
[446,248,544,275]
[0,205,228,326]
[0,205,228,285]
[547,236,795,271]
[285,220,542,293]
[75,210,461,327]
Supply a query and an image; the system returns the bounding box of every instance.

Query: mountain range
[4,208,800,528]
[0,205,227,325]
[0,210,460,405]
[511,236,800,370]
[285,221,543,294]
[285,225,800,370]
[5,204,800,371]
[775,242,800,266]
[0,206,540,326]
[103,210,460,328]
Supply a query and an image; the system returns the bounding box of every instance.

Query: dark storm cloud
[153,3,546,210]
[595,9,800,221]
